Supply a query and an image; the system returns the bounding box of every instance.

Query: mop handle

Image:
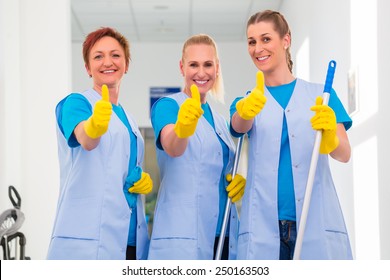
[293,60,336,260]
[215,136,244,260]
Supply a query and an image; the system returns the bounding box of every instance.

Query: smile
[257,56,269,61]
[102,70,116,73]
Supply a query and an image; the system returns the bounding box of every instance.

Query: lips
[101,69,116,74]
[194,80,208,85]
[257,55,269,61]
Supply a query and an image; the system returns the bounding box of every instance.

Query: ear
[85,63,91,77]
[283,33,291,49]
[179,60,184,76]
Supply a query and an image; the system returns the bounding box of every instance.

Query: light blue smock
[47,88,149,260]
[148,92,239,260]
[236,79,353,260]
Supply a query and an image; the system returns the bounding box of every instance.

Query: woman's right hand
[173,84,204,138]
[236,71,267,120]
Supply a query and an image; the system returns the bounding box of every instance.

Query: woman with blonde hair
[148,34,246,260]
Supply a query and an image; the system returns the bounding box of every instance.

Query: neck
[94,84,120,105]
[264,68,295,87]
[183,88,207,104]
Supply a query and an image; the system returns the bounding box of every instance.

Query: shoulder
[152,95,180,112]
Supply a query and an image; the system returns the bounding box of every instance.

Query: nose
[255,42,264,53]
[197,66,206,77]
[103,56,113,67]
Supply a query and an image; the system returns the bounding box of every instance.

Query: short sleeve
[58,93,92,147]
[151,97,180,150]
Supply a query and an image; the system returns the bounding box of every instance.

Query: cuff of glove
[174,122,197,138]
[320,135,339,154]
[84,118,103,139]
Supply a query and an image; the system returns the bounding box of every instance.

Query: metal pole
[293,61,336,260]
[215,136,244,260]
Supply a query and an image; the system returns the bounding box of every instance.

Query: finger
[228,179,245,195]
[190,84,201,102]
[226,174,244,192]
[232,188,245,203]
[255,71,265,92]
[226,174,232,182]
[101,84,109,102]
[315,96,323,106]
[131,174,152,194]
[129,183,148,194]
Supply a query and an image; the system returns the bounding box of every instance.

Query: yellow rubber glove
[236,71,267,120]
[174,84,204,138]
[84,84,113,139]
[226,173,246,203]
[310,96,339,154]
[128,172,153,195]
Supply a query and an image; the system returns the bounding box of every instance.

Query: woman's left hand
[226,174,246,203]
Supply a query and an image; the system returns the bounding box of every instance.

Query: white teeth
[103,70,115,73]
[257,56,268,61]
[196,80,207,84]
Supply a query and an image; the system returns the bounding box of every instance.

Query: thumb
[226,174,232,182]
[190,84,201,102]
[101,84,110,102]
[255,71,265,93]
[315,96,323,106]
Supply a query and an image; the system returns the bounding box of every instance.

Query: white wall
[282,0,390,260]
[377,0,390,260]
[1,0,389,260]
[0,0,71,260]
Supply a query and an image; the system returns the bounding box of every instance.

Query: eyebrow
[92,49,121,54]
[187,60,214,64]
[248,32,271,39]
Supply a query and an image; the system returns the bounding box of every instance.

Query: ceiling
[71,0,283,43]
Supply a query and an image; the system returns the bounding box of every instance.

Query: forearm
[160,124,189,157]
[74,121,101,151]
[231,112,254,134]
[329,124,351,163]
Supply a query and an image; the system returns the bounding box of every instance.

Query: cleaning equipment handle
[293,60,336,260]
[215,136,244,260]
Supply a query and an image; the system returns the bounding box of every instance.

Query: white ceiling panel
[72,0,283,43]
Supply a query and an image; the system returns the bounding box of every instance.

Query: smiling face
[180,43,219,100]
[85,36,128,90]
[247,21,290,75]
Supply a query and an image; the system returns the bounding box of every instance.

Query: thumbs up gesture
[236,71,267,120]
[84,84,113,139]
[174,84,204,138]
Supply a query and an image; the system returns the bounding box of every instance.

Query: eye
[262,37,271,43]
[204,62,213,68]
[94,54,103,60]
[112,53,121,58]
[189,62,198,68]
[248,39,256,46]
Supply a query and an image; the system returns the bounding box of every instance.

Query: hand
[310,96,339,154]
[84,84,113,139]
[226,173,246,203]
[236,71,267,120]
[126,166,153,195]
[174,84,204,138]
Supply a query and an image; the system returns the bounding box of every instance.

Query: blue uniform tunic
[231,79,353,259]
[47,88,149,260]
[148,92,239,260]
